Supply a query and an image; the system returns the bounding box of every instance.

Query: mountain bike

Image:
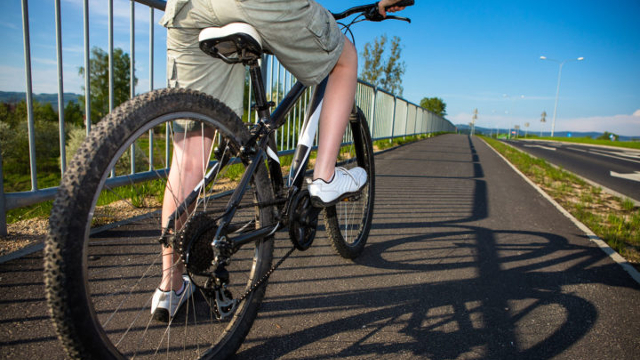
[44,1,413,359]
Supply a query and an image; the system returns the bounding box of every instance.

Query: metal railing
[0,0,455,235]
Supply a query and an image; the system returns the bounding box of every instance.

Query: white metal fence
[0,0,455,235]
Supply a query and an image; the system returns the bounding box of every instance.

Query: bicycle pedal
[342,194,361,202]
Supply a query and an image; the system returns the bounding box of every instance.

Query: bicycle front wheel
[44,88,275,359]
[324,107,375,259]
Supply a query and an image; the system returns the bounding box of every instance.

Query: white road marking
[568,147,640,164]
[524,144,556,151]
[590,149,640,163]
[610,171,640,182]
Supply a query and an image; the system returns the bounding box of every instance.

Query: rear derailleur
[174,212,238,319]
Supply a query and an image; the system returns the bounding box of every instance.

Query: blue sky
[1,0,639,135]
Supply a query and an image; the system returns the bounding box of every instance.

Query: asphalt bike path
[1,134,639,359]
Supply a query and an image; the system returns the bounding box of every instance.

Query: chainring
[288,190,319,251]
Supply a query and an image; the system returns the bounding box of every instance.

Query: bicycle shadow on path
[235,134,640,360]
[0,135,638,360]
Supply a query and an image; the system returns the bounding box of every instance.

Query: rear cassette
[177,212,217,287]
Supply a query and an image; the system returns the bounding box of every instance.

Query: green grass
[95,179,166,208]
[482,135,640,265]
[6,201,54,224]
[373,133,436,151]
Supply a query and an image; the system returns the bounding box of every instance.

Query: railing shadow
[233,135,635,359]
[0,135,637,359]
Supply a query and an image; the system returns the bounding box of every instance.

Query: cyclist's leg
[313,37,358,182]
[160,4,245,294]
[229,0,364,194]
[159,128,215,292]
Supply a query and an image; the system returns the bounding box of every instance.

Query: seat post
[248,61,271,123]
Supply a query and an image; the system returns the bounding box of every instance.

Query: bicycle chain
[208,193,297,305]
[171,196,293,307]
[236,245,296,303]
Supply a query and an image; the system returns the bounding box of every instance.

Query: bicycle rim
[45,89,274,359]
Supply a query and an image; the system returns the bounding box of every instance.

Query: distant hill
[455,124,639,142]
[0,91,80,111]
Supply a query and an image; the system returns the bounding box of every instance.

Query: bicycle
[44,1,413,359]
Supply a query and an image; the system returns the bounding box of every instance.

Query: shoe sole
[310,183,366,208]
[151,282,194,323]
[153,308,170,323]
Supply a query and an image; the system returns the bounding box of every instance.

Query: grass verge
[481,136,640,266]
[373,132,445,151]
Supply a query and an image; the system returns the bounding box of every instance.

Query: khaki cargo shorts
[161,0,345,131]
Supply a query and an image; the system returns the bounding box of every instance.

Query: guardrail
[0,0,455,235]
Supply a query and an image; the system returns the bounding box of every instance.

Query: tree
[360,35,406,96]
[420,97,447,117]
[64,101,84,127]
[0,99,61,176]
[597,131,618,141]
[78,47,137,124]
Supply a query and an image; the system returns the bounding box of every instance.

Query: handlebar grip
[387,0,415,9]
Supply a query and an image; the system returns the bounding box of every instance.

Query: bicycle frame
[162,60,332,254]
[161,0,414,251]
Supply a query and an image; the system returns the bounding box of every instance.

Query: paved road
[504,139,640,202]
[1,134,639,359]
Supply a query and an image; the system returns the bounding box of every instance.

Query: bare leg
[313,36,358,182]
[160,128,214,292]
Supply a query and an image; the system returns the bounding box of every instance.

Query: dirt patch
[0,218,48,257]
[0,200,162,258]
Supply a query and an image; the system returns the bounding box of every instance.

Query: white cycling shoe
[308,166,367,207]
[151,275,194,322]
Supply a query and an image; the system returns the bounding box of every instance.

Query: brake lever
[364,7,385,22]
[364,5,412,23]
[385,15,411,23]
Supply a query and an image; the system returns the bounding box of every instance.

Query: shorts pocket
[167,56,179,88]
[305,3,340,52]
[159,0,189,27]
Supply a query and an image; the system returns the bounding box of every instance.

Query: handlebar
[332,0,414,22]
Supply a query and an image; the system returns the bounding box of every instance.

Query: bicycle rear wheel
[44,88,275,359]
[323,107,375,259]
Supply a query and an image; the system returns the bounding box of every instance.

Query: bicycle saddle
[199,23,263,64]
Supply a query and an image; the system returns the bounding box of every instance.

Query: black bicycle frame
[164,61,329,252]
[162,0,407,250]
[215,65,329,251]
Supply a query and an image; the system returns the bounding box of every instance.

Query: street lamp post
[540,56,584,137]
[472,108,478,136]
